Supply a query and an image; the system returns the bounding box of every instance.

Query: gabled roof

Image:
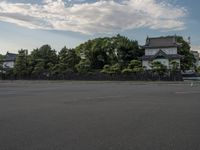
[141,50,183,61]
[4,52,17,62]
[152,49,168,59]
[143,36,181,48]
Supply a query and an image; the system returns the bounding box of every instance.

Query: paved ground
[0,81,200,150]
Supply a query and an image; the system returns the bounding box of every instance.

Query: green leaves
[75,34,144,70]
[151,61,167,76]
[75,60,91,74]
[59,47,80,71]
[13,49,28,78]
[176,36,195,70]
[121,60,143,74]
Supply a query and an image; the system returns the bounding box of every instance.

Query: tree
[0,54,4,79]
[151,61,167,76]
[75,60,91,74]
[176,36,195,70]
[13,49,28,78]
[75,35,144,70]
[128,60,143,73]
[121,60,143,74]
[32,61,45,77]
[114,35,144,67]
[170,60,180,73]
[58,47,80,71]
[101,63,121,74]
[29,45,58,76]
[197,66,200,74]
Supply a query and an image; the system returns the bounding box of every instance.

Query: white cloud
[0,0,187,34]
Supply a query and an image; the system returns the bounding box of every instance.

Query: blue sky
[0,0,200,54]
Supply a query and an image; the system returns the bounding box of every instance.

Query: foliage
[121,60,143,74]
[0,35,197,80]
[29,45,58,76]
[0,54,5,70]
[0,55,4,79]
[170,60,180,73]
[197,66,200,74]
[121,68,133,74]
[59,47,80,71]
[75,34,144,69]
[176,36,195,70]
[151,61,167,76]
[13,49,28,78]
[101,63,121,74]
[75,60,91,74]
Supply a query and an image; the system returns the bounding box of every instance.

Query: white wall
[3,61,15,69]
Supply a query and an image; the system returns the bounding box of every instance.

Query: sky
[0,0,200,54]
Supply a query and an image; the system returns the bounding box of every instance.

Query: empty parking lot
[0,81,200,150]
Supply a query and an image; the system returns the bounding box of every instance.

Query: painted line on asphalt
[175,91,200,94]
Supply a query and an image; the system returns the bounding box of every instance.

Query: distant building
[141,36,183,70]
[3,52,17,69]
[191,50,200,67]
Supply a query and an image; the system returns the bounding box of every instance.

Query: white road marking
[175,91,200,94]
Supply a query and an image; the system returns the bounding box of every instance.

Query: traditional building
[141,36,183,70]
[191,50,200,67]
[3,52,17,69]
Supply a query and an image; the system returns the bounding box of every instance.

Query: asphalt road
[0,81,200,150]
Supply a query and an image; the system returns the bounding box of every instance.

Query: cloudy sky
[0,0,199,54]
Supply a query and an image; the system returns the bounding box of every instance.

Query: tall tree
[176,36,195,70]
[29,45,58,76]
[0,54,4,78]
[114,35,143,67]
[13,49,28,78]
[59,47,80,71]
[75,35,144,70]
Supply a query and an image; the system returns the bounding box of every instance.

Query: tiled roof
[143,36,181,48]
[4,52,17,62]
[142,50,183,60]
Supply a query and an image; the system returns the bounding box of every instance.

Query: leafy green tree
[59,47,80,71]
[76,38,110,69]
[32,61,45,76]
[101,63,121,74]
[101,65,110,74]
[122,60,143,74]
[29,45,58,76]
[176,36,195,70]
[0,54,4,79]
[151,61,167,76]
[114,35,143,67]
[75,35,144,70]
[121,68,133,74]
[13,49,28,78]
[170,60,180,73]
[197,66,200,74]
[128,60,143,73]
[75,60,91,74]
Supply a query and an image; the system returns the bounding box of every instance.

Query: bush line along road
[0,81,200,150]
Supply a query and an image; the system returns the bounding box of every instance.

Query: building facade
[142,36,183,70]
[3,52,17,69]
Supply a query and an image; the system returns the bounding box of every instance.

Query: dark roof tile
[143,36,181,48]
[4,52,17,61]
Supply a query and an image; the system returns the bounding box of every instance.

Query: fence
[1,71,183,81]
